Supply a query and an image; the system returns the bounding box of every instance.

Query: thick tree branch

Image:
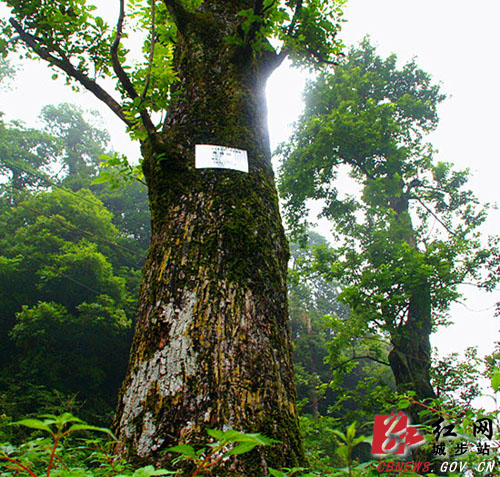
[276,0,341,67]
[162,0,191,35]
[341,155,376,180]
[111,0,158,137]
[405,178,421,194]
[254,0,265,15]
[275,0,302,63]
[287,0,303,36]
[9,18,131,127]
[255,0,277,16]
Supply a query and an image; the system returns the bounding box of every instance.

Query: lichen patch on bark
[118,290,198,454]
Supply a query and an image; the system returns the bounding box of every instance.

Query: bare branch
[110,0,158,137]
[9,18,131,127]
[415,197,458,237]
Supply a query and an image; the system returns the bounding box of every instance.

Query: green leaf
[53,412,83,425]
[346,421,356,441]
[268,469,286,477]
[352,435,370,447]
[68,423,116,437]
[12,418,52,432]
[331,429,347,442]
[206,429,225,440]
[167,444,196,459]
[224,441,257,456]
[491,370,500,392]
[91,172,112,185]
[398,399,411,409]
[221,429,245,442]
[132,465,179,476]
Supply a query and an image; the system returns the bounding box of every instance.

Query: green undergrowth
[0,410,381,477]
[2,393,500,477]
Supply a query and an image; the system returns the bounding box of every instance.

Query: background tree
[289,232,345,418]
[279,39,499,412]
[40,103,110,182]
[1,0,347,471]
[288,231,394,471]
[0,102,148,424]
[0,116,59,193]
[0,101,150,260]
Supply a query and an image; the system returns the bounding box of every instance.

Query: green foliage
[167,428,280,475]
[0,103,149,423]
[288,231,396,454]
[289,233,347,417]
[3,376,500,477]
[328,422,372,476]
[0,115,60,191]
[0,57,15,87]
[299,415,340,472]
[228,0,346,68]
[10,297,131,401]
[0,186,135,420]
[431,347,482,408]
[1,413,112,477]
[92,153,145,190]
[0,413,178,477]
[5,0,113,71]
[1,417,288,476]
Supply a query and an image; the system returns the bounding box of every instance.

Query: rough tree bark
[113,2,304,473]
[389,285,436,402]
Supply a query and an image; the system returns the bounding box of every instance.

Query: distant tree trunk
[387,188,436,415]
[114,3,303,473]
[389,283,436,403]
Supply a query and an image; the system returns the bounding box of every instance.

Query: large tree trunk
[389,283,436,414]
[387,189,436,413]
[389,283,441,471]
[114,3,303,474]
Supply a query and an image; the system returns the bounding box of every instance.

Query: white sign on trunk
[195,144,249,173]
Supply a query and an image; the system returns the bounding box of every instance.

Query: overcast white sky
[1,1,500,373]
